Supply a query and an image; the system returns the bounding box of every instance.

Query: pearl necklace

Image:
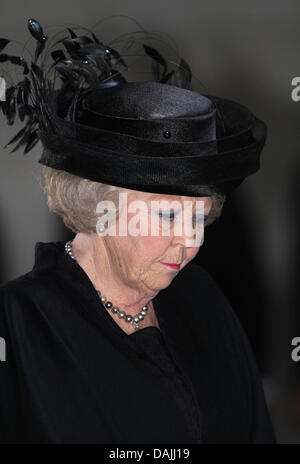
[64,240,150,331]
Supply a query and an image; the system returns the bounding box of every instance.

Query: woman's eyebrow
[147,194,176,201]
[147,196,211,215]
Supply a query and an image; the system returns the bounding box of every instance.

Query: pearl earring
[98,222,105,233]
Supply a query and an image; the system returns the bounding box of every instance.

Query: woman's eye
[158,211,176,221]
[157,211,208,224]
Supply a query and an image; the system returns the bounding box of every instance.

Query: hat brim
[38,91,267,196]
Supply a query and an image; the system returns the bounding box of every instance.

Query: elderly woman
[0,19,276,444]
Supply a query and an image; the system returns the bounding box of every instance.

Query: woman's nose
[171,219,204,248]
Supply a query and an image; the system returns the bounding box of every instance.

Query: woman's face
[100,189,213,293]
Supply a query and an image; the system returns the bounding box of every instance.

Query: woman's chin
[155,273,179,289]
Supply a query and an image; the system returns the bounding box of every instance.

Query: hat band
[76,108,217,143]
[46,112,256,157]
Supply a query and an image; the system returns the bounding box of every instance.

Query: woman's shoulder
[0,273,32,305]
[0,240,65,300]
[0,277,30,331]
[0,266,55,327]
[0,268,47,299]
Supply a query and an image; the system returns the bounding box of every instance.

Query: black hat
[0,18,267,197]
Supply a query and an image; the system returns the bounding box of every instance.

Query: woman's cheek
[142,234,172,254]
[182,246,200,265]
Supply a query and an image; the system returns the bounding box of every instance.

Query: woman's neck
[71,233,157,315]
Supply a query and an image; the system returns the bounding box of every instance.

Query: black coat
[0,241,276,444]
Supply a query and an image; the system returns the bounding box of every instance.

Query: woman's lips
[161,262,180,270]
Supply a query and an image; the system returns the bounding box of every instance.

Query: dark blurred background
[0,0,299,443]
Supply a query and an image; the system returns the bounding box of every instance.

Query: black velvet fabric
[38,82,267,196]
[0,241,276,443]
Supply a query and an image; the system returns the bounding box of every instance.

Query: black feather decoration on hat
[0,17,193,154]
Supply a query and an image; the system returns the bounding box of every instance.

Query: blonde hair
[39,166,226,233]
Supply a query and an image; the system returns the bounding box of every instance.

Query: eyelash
[158,211,208,223]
